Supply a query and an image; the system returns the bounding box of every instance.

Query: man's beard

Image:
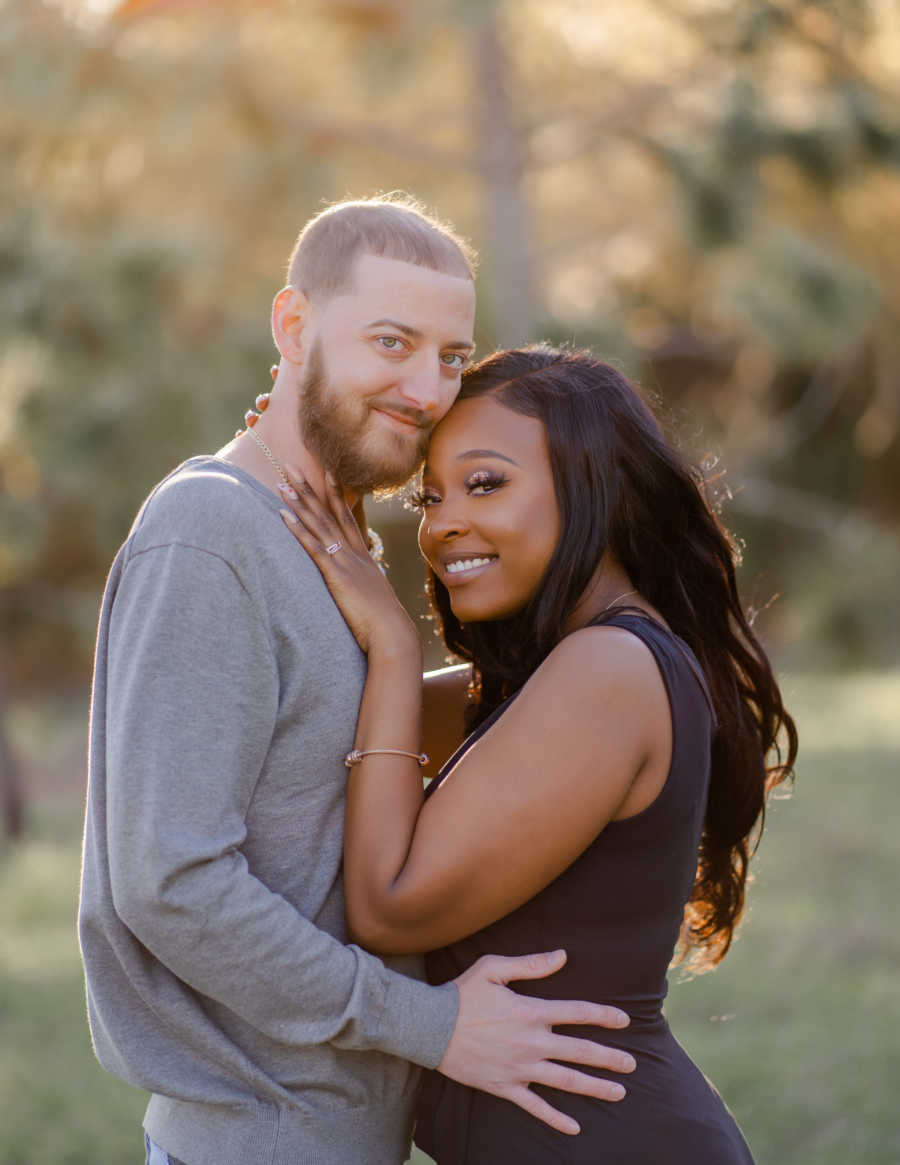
[298,340,431,494]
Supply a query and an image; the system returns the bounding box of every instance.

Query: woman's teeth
[446,557,494,575]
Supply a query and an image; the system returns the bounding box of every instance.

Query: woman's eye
[406,488,441,510]
[467,472,507,495]
[377,336,405,352]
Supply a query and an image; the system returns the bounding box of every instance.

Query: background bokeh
[1,1,898,1162]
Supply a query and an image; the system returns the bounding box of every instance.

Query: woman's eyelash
[466,471,508,493]
[405,488,438,510]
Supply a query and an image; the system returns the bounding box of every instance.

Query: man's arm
[102,541,455,1067]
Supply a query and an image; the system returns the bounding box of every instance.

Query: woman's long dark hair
[425,345,797,970]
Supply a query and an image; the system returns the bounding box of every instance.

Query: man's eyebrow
[366,318,475,351]
[456,449,519,466]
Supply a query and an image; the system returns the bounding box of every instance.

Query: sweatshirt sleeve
[104,541,458,1069]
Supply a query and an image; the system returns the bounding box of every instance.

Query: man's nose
[397,357,446,416]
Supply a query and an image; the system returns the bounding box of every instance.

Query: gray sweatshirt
[78,457,458,1165]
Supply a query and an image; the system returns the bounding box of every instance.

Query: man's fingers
[531,1061,628,1102]
[505,1086,580,1136]
[483,949,568,984]
[540,999,631,1031]
[543,1032,635,1075]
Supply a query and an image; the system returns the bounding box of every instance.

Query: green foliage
[3,672,899,1164]
[1,0,899,687]
[728,229,879,361]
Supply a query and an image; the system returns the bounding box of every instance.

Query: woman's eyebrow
[455,449,520,466]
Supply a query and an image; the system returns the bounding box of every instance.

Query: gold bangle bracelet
[344,748,429,768]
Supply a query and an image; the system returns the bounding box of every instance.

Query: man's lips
[371,405,429,433]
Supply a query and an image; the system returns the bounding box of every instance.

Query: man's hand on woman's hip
[440,950,635,1136]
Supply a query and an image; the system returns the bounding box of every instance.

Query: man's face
[298,253,476,493]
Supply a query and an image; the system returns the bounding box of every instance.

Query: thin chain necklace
[599,588,638,613]
[246,425,292,489]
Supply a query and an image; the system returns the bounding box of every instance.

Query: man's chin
[350,435,427,493]
[350,457,424,496]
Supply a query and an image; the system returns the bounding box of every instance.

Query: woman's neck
[565,558,659,633]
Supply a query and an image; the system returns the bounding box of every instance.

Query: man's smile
[371,405,429,434]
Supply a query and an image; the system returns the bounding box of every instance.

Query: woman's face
[417,394,561,623]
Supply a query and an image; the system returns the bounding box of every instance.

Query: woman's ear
[271,286,309,365]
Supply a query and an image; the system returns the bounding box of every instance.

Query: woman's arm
[345,626,670,953]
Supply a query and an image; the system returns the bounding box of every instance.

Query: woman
[279,346,797,1163]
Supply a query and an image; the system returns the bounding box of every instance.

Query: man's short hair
[286,192,476,301]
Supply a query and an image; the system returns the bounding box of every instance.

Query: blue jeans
[144,1133,188,1165]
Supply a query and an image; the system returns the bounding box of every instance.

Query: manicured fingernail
[609,1084,626,1101]
[245,409,258,426]
[278,483,298,499]
[621,1054,636,1072]
[279,508,298,525]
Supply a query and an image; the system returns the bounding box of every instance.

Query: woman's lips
[442,555,497,582]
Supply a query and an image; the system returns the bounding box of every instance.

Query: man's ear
[271,286,309,364]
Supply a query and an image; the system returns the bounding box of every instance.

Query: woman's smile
[441,555,499,585]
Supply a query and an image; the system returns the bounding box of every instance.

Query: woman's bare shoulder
[535,621,662,697]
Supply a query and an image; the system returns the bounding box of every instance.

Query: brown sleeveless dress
[415,613,754,1164]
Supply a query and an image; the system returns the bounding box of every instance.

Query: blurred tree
[2,0,899,709]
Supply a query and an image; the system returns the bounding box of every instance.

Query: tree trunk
[0,651,23,840]
[469,3,539,347]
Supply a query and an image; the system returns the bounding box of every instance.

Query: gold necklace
[246,425,292,490]
[245,424,384,564]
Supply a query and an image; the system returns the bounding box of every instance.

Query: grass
[2,672,899,1164]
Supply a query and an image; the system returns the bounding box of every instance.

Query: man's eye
[441,353,466,369]
[377,336,405,352]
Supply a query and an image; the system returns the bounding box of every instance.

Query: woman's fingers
[279,505,325,559]
[323,472,369,552]
[278,479,345,554]
[277,473,370,560]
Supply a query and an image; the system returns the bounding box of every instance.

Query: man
[79,195,634,1165]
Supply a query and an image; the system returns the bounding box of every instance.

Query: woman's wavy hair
[425,345,797,970]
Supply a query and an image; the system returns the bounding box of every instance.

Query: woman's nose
[424,506,470,542]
